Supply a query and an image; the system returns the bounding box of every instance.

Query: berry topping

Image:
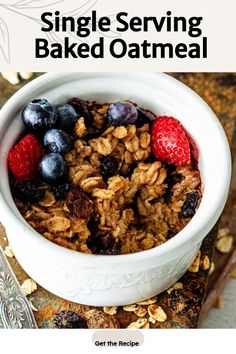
[66,187,94,219]
[107,101,138,126]
[39,153,68,184]
[44,129,72,154]
[8,134,44,182]
[135,109,150,128]
[100,156,119,179]
[181,191,199,218]
[56,104,78,133]
[51,183,70,200]
[13,182,45,204]
[87,233,121,255]
[53,311,88,329]
[151,116,191,166]
[21,99,57,132]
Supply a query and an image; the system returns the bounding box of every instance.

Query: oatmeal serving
[8,98,201,255]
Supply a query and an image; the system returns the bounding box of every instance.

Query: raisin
[135,109,150,128]
[83,124,108,141]
[181,191,199,218]
[100,156,118,179]
[13,182,45,204]
[68,97,92,125]
[53,311,88,329]
[51,183,70,200]
[87,233,121,255]
[66,187,94,219]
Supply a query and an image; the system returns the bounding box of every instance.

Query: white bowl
[0,73,231,306]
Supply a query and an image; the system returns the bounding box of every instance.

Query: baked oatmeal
[8,98,202,255]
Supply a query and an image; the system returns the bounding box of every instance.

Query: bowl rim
[0,72,232,266]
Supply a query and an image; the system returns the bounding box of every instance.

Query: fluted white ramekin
[0,73,231,306]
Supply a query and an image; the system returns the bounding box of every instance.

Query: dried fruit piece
[151,116,191,166]
[53,311,88,329]
[51,183,70,200]
[87,233,121,255]
[68,97,92,125]
[181,191,199,218]
[100,156,119,179]
[66,187,94,219]
[85,309,119,328]
[13,182,45,204]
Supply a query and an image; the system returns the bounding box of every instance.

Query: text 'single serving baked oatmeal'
[8,98,202,255]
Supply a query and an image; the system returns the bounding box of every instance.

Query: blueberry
[39,153,68,184]
[100,156,118,179]
[56,104,78,133]
[44,129,72,154]
[22,99,57,132]
[107,102,138,126]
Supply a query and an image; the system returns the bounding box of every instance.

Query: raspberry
[151,116,191,166]
[8,134,44,181]
[53,311,88,329]
[66,187,94,219]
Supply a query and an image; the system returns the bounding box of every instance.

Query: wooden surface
[0,73,235,328]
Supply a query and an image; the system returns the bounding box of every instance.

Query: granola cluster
[14,101,201,255]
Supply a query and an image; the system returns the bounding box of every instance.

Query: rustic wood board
[0,73,235,328]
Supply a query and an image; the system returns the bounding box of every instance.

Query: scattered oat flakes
[148,304,167,323]
[188,250,201,273]
[29,300,38,312]
[209,261,215,275]
[21,278,37,296]
[217,227,230,239]
[134,306,147,318]
[1,72,33,85]
[142,321,150,329]
[216,235,233,253]
[137,296,157,305]
[167,282,183,294]
[214,297,223,309]
[200,255,210,270]
[103,306,118,315]
[123,304,137,312]
[4,245,14,258]
[127,318,148,329]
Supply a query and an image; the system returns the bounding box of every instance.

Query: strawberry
[151,116,191,166]
[8,134,44,181]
